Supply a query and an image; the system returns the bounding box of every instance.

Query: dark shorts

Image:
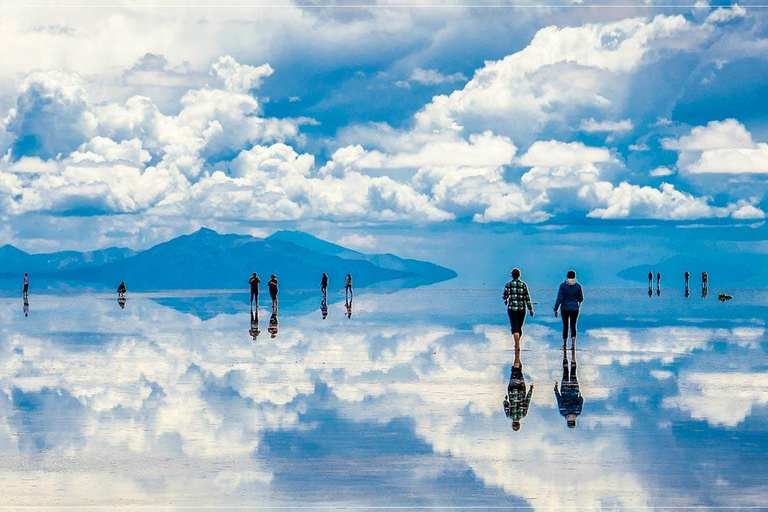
[507,309,526,334]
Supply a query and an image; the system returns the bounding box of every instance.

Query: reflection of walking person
[23,296,29,317]
[503,268,534,349]
[321,298,328,319]
[345,296,353,318]
[268,311,279,338]
[345,274,353,301]
[22,273,29,298]
[321,272,328,298]
[249,307,261,340]
[656,272,662,296]
[554,270,583,349]
[249,272,260,306]
[503,346,533,432]
[554,344,583,429]
[268,274,278,309]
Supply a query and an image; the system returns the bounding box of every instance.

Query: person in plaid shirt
[503,346,533,431]
[503,268,535,348]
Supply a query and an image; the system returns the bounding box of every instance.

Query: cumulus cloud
[664,119,768,175]
[579,118,634,134]
[407,68,467,86]
[650,166,674,177]
[705,4,747,24]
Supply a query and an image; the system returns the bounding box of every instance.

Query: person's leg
[561,310,568,347]
[569,310,579,349]
[562,344,569,387]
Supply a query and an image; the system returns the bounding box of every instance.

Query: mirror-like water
[1,287,766,508]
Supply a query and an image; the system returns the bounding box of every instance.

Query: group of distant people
[648,270,710,298]
[502,268,585,431]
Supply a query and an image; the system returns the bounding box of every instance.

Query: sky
[1,0,767,281]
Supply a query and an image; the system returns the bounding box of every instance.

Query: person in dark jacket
[554,343,583,428]
[321,272,328,298]
[249,272,260,306]
[268,274,278,310]
[117,282,127,297]
[554,269,584,349]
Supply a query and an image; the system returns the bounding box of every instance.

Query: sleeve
[577,284,584,304]
[503,283,509,304]
[554,284,563,311]
[522,387,533,417]
[524,284,533,311]
[554,387,563,412]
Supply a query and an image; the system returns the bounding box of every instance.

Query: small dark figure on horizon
[656,271,661,289]
[249,307,261,340]
[268,274,278,310]
[648,270,653,287]
[503,344,533,432]
[249,272,260,306]
[345,274,353,301]
[268,310,279,338]
[503,268,535,351]
[685,270,690,298]
[702,271,709,291]
[555,343,583,429]
[117,281,127,297]
[321,272,328,299]
[23,296,29,317]
[22,273,29,299]
[554,269,583,350]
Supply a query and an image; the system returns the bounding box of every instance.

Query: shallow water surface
[0,287,766,508]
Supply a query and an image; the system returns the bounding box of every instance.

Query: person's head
[252,272,257,276]
[512,421,521,431]
[511,268,521,279]
[567,269,576,279]
[271,274,276,279]
[24,273,28,277]
[347,273,351,278]
[567,413,577,428]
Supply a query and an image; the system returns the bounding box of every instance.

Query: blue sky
[0,1,767,278]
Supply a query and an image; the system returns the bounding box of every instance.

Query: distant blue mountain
[0,228,456,293]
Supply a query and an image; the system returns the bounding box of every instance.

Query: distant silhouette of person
[23,296,29,317]
[685,270,690,298]
[555,343,583,428]
[321,298,328,319]
[648,270,653,288]
[321,272,328,298]
[22,273,29,298]
[268,310,279,338]
[345,273,353,301]
[249,307,261,340]
[503,345,533,432]
[117,296,126,309]
[503,268,535,350]
[345,296,353,318]
[117,281,127,297]
[702,271,709,293]
[249,272,260,306]
[656,272,661,289]
[268,274,278,309]
[554,269,584,349]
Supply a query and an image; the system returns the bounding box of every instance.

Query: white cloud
[664,372,768,427]
[706,4,747,24]
[335,233,378,251]
[580,118,634,133]
[211,55,274,93]
[650,166,674,177]
[408,68,467,86]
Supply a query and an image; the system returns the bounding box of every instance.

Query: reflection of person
[648,285,653,298]
[345,274,353,301]
[249,307,261,340]
[345,296,353,318]
[702,271,709,296]
[23,296,29,317]
[503,268,534,350]
[554,344,583,428]
[22,273,29,298]
[268,274,278,309]
[554,269,583,349]
[503,346,533,432]
[117,281,127,297]
[321,298,328,320]
[117,297,126,309]
[249,272,260,306]
[268,311,279,338]
[321,272,328,298]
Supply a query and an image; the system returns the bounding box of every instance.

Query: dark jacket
[554,280,584,312]
[555,386,583,417]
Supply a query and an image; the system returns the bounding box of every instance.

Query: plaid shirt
[504,387,533,421]
[503,279,533,312]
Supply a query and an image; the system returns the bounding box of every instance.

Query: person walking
[648,270,653,288]
[268,274,279,310]
[22,273,29,298]
[249,272,260,306]
[321,272,328,298]
[554,270,584,349]
[345,273,353,301]
[684,270,690,288]
[656,272,662,291]
[503,268,535,349]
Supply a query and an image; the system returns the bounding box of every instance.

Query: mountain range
[0,229,456,294]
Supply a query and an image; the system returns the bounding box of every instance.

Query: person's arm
[524,284,534,315]
[503,283,510,304]
[554,383,563,411]
[522,385,533,417]
[577,284,584,305]
[554,284,563,314]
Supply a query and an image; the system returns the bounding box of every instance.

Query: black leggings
[561,310,579,340]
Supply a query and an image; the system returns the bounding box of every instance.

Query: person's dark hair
[567,418,576,428]
[512,421,521,431]
[567,269,576,279]
[511,268,521,279]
